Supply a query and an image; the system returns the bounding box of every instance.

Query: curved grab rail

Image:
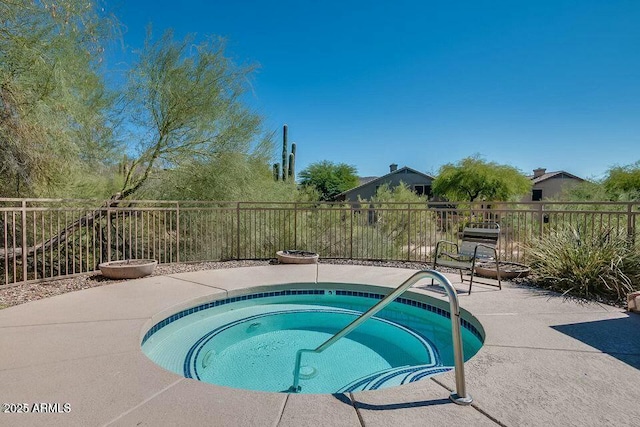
[288,269,473,405]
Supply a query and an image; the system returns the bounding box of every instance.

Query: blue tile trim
[338,365,454,392]
[141,288,483,345]
[141,289,327,345]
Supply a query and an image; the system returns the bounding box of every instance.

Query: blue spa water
[141,291,483,394]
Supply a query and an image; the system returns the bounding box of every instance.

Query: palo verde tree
[298,161,359,201]
[147,151,300,202]
[117,27,266,200]
[0,0,119,197]
[432,156,532,202]
[0,23,275,271]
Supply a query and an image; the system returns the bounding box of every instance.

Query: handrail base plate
[450,392,473,406]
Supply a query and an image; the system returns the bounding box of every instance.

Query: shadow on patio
[551,314,640,370]
[332,393,453,410]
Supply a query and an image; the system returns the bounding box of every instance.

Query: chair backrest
[459,222,500,259]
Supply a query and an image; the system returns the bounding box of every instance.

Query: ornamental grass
[526,227,640,304]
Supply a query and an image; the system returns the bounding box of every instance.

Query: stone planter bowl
[628,291,640,313]
[276,250,319,264]
[98,259,158,279]
[474,261,531,280]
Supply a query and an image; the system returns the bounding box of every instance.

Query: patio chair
[432,222,501,294]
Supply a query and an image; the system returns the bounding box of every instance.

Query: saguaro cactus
[282,124,289,181]
[274,124,296,182]
[289,143,296,180]
[288,151,295,180]
[273,163,281,182]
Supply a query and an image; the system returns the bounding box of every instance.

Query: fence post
[627,203,635,243]
[21,200,27,282]
[407,204,411,261]
[236,202,241,260]
[350,205,354,259]
[537,203,544,237]
[106,204,112,262]
[294,202,298,249]
[176,203,180,263]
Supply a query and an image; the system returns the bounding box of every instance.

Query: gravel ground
[0,260,269,309]
[0,259,625,309]
[0,259,450,309]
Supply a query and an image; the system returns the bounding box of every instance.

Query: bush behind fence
[1,199,638,287]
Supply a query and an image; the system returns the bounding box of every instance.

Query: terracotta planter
[99,259,158,279]
[276,250,319,264]
[474,261,531,280]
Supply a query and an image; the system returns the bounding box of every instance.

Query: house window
[413,185,432,197]
[532,189,543,201]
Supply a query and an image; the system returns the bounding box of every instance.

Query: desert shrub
[526,227,640,303]
[361,183,434,260]
[297,204,350,257]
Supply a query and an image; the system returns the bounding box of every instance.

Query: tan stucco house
[524,168,585,201]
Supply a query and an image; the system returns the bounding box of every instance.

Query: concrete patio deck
[0,264,639,426]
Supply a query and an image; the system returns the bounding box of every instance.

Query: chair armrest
[472,243,500,261]
[435,240,459,258]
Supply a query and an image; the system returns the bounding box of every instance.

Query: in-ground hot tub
[141,283,484,394]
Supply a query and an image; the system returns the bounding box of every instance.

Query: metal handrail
[288,269,473,405]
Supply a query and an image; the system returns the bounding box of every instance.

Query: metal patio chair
[432,222,501,294]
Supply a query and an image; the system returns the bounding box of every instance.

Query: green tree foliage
[559,162,640,202]
[560,180,610,202]
[298,161,359,201]
[146,152,298,202]
[44,163,125,199]
[432,156,532,202]
[603,161,640,200]
[117,28,267,200]
[0,0,119,196]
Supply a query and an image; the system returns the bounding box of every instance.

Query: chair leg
[468,269,474,294]
[431,259,437,286]
[495,262,501,290]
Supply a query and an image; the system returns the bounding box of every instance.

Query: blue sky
[107,0,639,180]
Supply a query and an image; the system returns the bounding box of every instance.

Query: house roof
[358,176,378,186]
[527,171,585,185]
[338,166,435,198]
